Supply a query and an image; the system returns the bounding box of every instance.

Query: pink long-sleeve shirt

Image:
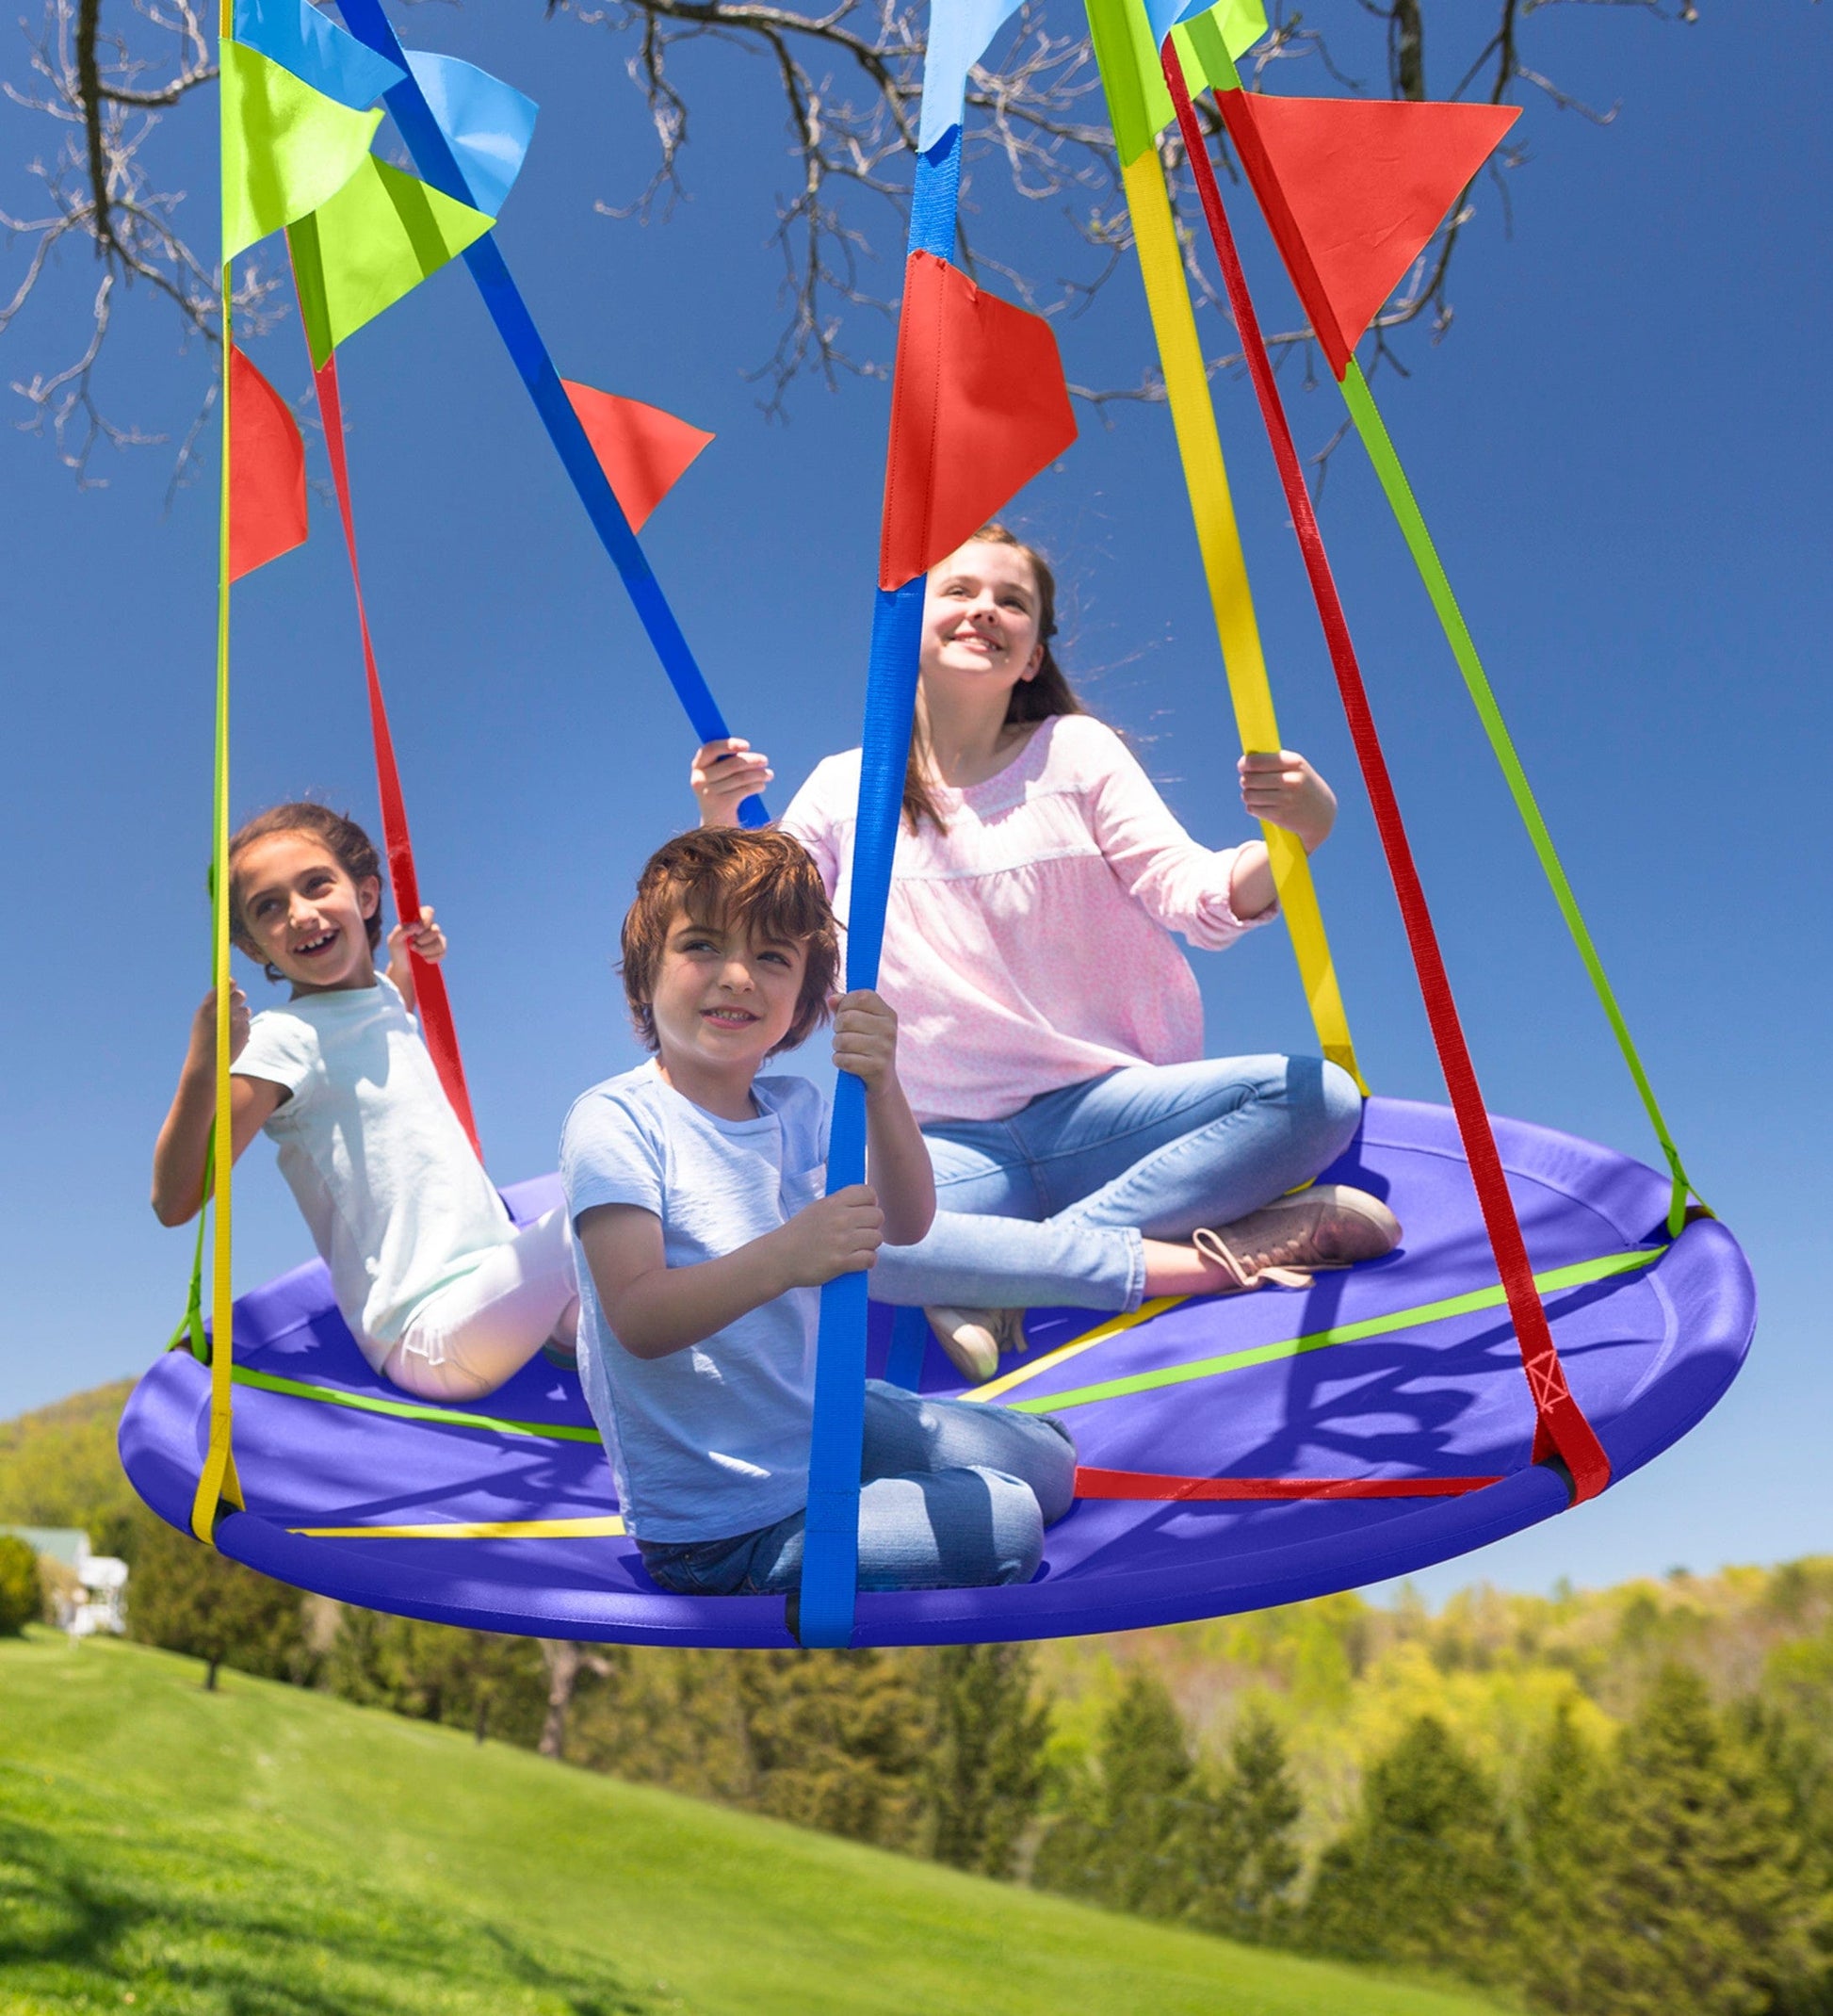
[781,713,1273,1126]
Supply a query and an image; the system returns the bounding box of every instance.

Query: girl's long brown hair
[903,523,1085,833]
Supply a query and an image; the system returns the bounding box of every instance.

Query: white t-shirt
[235,976,514,1368]
[560,1060,827,1545]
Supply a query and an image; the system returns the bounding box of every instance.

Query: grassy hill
[0,1632,1507,2016]
[0,1378,136,1531]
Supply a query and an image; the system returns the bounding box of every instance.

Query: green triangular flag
[1087,0,1264,168]
[222,39,382,261]
[289,157,495,368]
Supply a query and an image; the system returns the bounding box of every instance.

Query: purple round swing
[119,1095,1753,1649]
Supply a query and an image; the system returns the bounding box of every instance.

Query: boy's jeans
[638,1382,1077,1595]
[869,1053,1362,1313]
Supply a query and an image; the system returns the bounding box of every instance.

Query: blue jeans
[637,1382,1078,1595]
[868,1055,1362,1313]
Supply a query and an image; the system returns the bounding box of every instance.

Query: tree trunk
[204,1654,220,1692]
[539,1640,579,1760]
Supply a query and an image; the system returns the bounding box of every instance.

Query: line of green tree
[87,1502,1833,2014]
[8,1386,1831,2010]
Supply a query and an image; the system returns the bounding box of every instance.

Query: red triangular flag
[561,382,714,534]
[1218,94,1519,380]
[228,346,307,581]
[879,252,1078,591]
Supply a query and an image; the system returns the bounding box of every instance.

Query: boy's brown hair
[622,827,838,1056]
[226,802,383,983]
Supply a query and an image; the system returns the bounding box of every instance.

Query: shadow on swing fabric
[120,1098,1754,1649]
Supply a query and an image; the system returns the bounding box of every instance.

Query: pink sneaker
[1192,1184,1402,1293]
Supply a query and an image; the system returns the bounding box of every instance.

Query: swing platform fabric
[120,1096,1753,1649]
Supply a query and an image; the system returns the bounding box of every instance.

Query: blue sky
[1,2,1826,1602]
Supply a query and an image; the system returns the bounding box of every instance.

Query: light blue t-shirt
[560,1061,829,1544]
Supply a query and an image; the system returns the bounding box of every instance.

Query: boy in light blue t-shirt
[561,827,1075,1597]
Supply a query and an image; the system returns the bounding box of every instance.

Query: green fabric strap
[1339,359,1698,1238]
[166,1203,209,1362]
[230,1364,606,1443]
[1010,1244,1663,1414]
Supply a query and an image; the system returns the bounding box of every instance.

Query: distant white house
[1,1526,129,1635]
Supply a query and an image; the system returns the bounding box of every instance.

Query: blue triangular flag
[917,0,1025,154]
[232,0,403,109]
[403,51,539,219]
[1142,0,1267,60]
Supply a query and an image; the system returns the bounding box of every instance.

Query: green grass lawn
[0,1633,1509,2016]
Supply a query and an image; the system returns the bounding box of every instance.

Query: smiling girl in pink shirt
[693,526,1398,1382]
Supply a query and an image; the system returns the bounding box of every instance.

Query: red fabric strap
[1161,52,1609,1503]
[1075,1467,1500,1503]
[312,351,483,1162]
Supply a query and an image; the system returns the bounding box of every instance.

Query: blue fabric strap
[798,138,967,1642]
[908,129,962,261]
[335,0,765,825]
[797,577,927,1646]
[884,1305,932,1390]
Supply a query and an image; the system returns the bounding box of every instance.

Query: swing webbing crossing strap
[1112,139,1363,1092]
[306,335,483,1158]
[334,0,765,828]
[192,0,244,1544]
[1192,62,1696,1241]
[798,137,963,1649]
[1160,42,1608,1501]
[1334,362,1698,1238]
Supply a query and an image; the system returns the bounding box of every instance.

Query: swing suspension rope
[1155,41,1608,1502]
[192,0,244,1544]
[1182,45,1698,1242]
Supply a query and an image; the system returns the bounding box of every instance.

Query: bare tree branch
[1,0,1710,480]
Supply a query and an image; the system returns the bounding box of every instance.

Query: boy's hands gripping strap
[798,138,962,1650]
[334,0,766,828]
[798,577,928,1649]
[1160,42,1608,1502]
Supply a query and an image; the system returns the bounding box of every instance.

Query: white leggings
[379,1207,580,1403]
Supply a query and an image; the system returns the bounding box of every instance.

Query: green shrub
[0,1534,42,1634]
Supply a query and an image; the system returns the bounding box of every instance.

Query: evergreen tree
[735,1649,928,1849]
[321,1607,549,1745]
[1099,1668,1200,1917]
[922,1641,1051,1878]
[1033,1669,1199,1919]
[568,1647,758,1807]
[1534,1664,1823,2016]
[0,1535,41,1634]
[1304,1713,1517,1981]
[1517,1699,1609,2010]
[1190,1707,1303,1943]
[126,1512,312,1689]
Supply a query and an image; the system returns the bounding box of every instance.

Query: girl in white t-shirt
[152,802,577,1401]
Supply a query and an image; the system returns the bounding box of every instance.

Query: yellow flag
[290,157,494,368]
[221,39,381,260]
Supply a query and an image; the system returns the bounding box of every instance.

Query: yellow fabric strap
[192,6,243,1542]
[1117,145,1365,1090]
[287,1517,628,1540]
